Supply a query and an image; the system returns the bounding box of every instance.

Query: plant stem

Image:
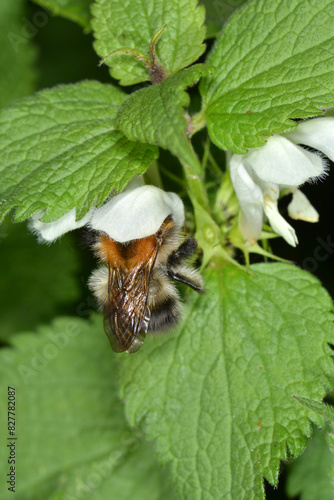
[179,138,209,210]
[188,107,207,138]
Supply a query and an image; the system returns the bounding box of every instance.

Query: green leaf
[328,431,334,486]
[0,80,158,223]
[200,0,334,153]
[200,0,248,38]
[0,315,176,500]
[49,494,65,500]
[92,0,206,85]
[286,424,334,500]
[116,64,215,165]
[294,395,334,423]
[49,493,65,500]
[0,219,81,341]
[118,262,334,500]
[0,0,37,108]
[32,0,92,31]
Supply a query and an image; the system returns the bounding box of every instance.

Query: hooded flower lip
[88,185,184,243]
[282,117,334,164]
[29,208,94,243]
[29,185,185,243]
[230,116,332,247]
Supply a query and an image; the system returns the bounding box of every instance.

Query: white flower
[29,185,185,243]
[230,117,334,247]
[287,189,319,223]
[88,185,184,243]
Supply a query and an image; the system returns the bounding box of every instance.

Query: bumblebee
[89,215,203,353]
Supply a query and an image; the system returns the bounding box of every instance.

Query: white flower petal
[239,205,264,244]
[89,185,184,243]
[244,135,325,185]
[287,189,319,222]
[263,194,298,247]
[29,208,94,243]
[230,155,264,242]
[284,117,334,163]
[230,156,263,205]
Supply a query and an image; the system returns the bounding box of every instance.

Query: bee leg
[167,237,198,267]
[167,267,203,293]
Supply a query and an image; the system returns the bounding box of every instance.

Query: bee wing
[103,246,159,353]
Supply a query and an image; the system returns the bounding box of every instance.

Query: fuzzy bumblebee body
[89,215,203,353]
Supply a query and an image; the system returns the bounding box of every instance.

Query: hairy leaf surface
[119,263,334,499]
[92,0,206,85]
[0,315,176,500]
[200,0,334,152]
[0,81,157,223]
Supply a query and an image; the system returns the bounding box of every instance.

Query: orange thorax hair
[94,233,158,270]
